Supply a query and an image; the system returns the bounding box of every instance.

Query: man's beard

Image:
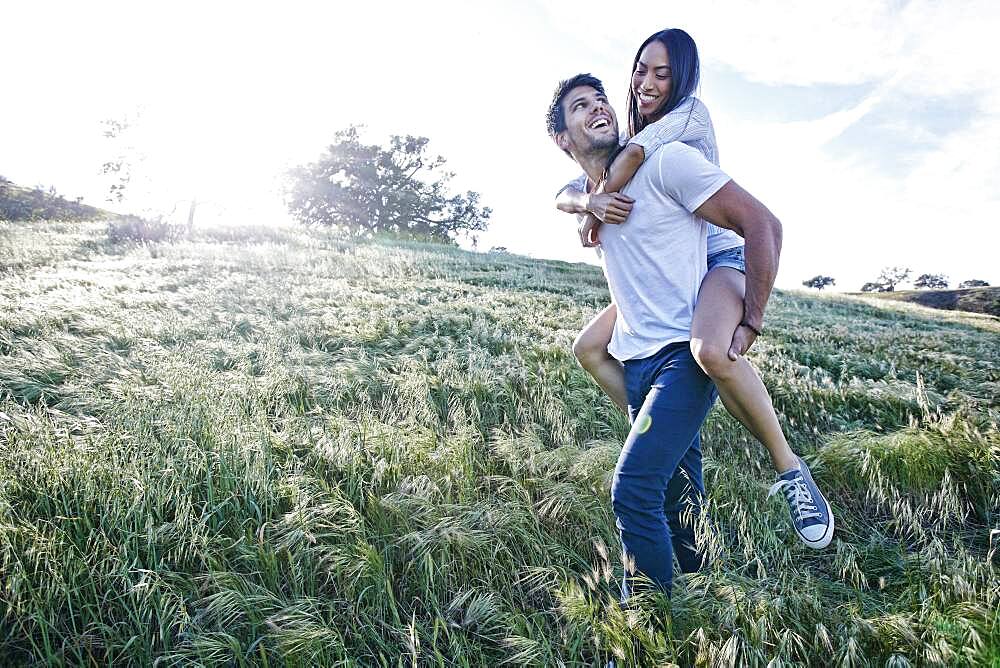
[584,132,619,162]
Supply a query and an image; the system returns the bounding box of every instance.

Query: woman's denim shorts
[707,245,745,274]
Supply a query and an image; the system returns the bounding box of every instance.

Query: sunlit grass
[0,220,997,666]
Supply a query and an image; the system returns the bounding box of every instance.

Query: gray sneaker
[768,455,834,549]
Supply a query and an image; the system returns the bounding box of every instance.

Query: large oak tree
[285,127,491,244]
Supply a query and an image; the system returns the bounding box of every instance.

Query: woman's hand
[578,213,602,247]
[586,192,634,225]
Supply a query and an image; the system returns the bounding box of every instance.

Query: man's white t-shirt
[598,141,732,361]
[559,96,742,255]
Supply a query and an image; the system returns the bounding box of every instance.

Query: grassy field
[1,219,997,667]
[854,287,1000,319]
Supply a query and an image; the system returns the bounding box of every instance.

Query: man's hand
[586,192,634,224]
[578,214,601,247]
[727,324,758,360]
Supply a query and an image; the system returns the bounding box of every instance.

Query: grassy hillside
[855,287,1000,318]
[0,179,105,222]
[1,220,997,666]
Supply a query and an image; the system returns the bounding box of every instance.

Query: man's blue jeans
[612,341,719,599]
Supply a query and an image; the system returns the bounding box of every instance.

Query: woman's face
[632,40,672,120]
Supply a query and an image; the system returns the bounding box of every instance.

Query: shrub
[106,214,187,244]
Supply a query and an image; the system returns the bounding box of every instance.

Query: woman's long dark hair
[626,29,701,138]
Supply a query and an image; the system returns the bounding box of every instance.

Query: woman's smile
[632,40,672,119]
[636,91,661,112]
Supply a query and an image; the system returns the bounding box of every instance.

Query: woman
[556,29,833,549]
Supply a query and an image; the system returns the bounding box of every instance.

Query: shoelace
[768,476,821,522]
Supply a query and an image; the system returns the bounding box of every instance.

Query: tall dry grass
[0,220,997,666]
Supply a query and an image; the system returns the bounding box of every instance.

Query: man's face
[555,85,619,159]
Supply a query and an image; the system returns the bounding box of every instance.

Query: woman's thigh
[690,267,745,351]
[576,303,617,352]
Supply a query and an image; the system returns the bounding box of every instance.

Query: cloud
[535,0,1000,287]
[539,0,905,86]
[825,91,982,177]
[713,82,999,291]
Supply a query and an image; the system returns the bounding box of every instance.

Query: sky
[3,0,999,292]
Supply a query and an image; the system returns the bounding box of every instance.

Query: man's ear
[554,131,571,154]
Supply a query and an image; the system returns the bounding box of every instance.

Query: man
[545,73,830,599]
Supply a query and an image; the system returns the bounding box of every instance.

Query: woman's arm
[602,144,645,198]
[629,97,711,157]
[602,97,713,198]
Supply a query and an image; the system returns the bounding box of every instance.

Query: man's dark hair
[546,73,606,137]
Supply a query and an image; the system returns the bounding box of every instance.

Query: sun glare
[113,99,302,228]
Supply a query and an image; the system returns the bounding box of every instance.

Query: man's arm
[555,183,589,213]
[555,183,635,224]
[555,174,633,247]
[693,180,783,357]
[652,142,782,357]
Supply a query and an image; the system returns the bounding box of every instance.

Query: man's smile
[588,115,611,130]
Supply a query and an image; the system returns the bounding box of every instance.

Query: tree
[802,275,835,290]
[867,266,911,292]
[284,126,491,244]
[959,279,990,288]
[100,115,136,205]
[861,282,891,293]
[913,273,948,289]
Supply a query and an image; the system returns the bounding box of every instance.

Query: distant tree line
[803,267,990,292]
[283,126,491,245]
[0,176,102,222]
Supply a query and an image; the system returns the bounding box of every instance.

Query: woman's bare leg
[689,267,798,473]
[572,304,628,413]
